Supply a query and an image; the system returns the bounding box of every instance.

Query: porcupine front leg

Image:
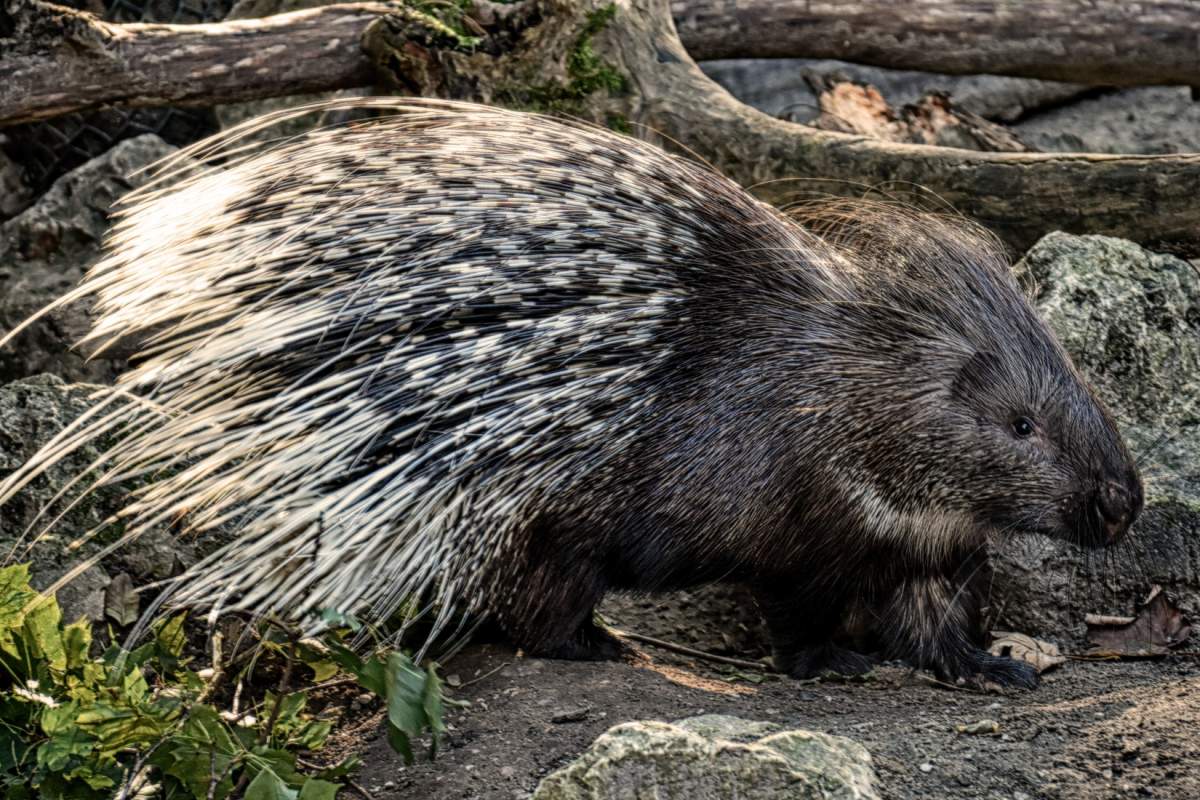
[881,551,1037,688]
[754,578,875,679]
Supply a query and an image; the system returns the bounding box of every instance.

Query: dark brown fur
[489,203,1142,688]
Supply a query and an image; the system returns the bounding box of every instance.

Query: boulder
[0,134,177,384]
[0,374,196,622]
[532,714,880,800]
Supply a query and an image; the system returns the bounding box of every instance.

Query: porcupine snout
[1092,472,1143,545]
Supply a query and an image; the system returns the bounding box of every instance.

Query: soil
[331,585,1200,800]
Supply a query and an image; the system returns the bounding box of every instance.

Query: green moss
[566,5,628,98]
[500,3,630,128]
[408,0,483,50]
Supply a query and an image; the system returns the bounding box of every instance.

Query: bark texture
[672,0,1200,87]
[0,0,384,125]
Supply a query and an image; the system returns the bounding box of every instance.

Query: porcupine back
[0,99,855,641]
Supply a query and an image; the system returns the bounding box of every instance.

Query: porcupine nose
[1095,477,1142,545]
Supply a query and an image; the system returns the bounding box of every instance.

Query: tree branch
[602,0,1200,255]
[0,0,385,126]
[671,0,1200,87]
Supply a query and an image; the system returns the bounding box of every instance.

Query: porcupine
[0,98,1143,688]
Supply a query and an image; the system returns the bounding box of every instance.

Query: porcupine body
[0,99,1143,686]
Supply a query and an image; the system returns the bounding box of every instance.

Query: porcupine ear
[950,351,1005,402]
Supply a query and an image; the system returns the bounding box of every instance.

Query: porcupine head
[0,100,1142,690]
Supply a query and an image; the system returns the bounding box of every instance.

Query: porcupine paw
[777,643,876,680]
[535,620,628,662]
[939,649,1039,690]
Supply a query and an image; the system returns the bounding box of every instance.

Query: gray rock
[0,374,198,606]
[991,233,1200,637]
[0,148,33,220]
[532,714,880,800]
[0,134,177,385]
[700,59,1087,124]
[1014,86,1200,155]
[701,61,1200,155]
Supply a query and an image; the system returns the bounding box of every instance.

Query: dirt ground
[327,586,1200,800]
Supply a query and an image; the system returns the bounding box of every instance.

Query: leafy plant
[0,564,455,798]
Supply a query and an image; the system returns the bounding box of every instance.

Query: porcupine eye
[1010,416,1036,438]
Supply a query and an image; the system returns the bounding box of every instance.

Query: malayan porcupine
[0,98,1143,688]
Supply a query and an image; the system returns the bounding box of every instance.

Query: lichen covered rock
[532,714,880,800]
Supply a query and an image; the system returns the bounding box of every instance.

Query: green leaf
[154,613,188,658]
[421,663,447,757]
[0,725,37,773]
[36,716,95,772]
[153,706,238,800]
[0,564,36,628]
[325,642,386,697]
[290,719,331,751]
[62,620,92,671]
[23,595,66,673]
[40,702,80,737]
[250,746,304,785]
[308,754,360,781]
[264,691,307,732]
[385,721,414,765]
[76,703,168,759]
[384,652,428,737]
[318,608,361,631]
[297,777,339,800]
[244,766,298,800]
[301,657,338,682]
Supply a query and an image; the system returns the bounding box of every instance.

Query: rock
[1014,86,1200,155]
[0,374,201,605]
[0,135,178,384]
[701,61,1200,154]
[45,564,109,625]
[700,59,1088,124]
[991,233,1200,638]
[532,714,880,800]
[0,148,33,220]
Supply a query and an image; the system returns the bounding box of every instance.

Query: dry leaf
[1085,586,1191,658]
[104,572,139,627]
[988,631,1066,673]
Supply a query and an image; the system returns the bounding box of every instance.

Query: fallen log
[671,0,1200,87]
[0,0,384,126]
[1,0,1197,255]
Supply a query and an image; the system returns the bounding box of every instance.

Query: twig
[915,673,987,694]
[114,724,178,800]
[459,661,509,687]
[230,626,299,797]
[347,778,378,799]
[297,756,376,799]
[611,629,772,671]
[310,674,361,692]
